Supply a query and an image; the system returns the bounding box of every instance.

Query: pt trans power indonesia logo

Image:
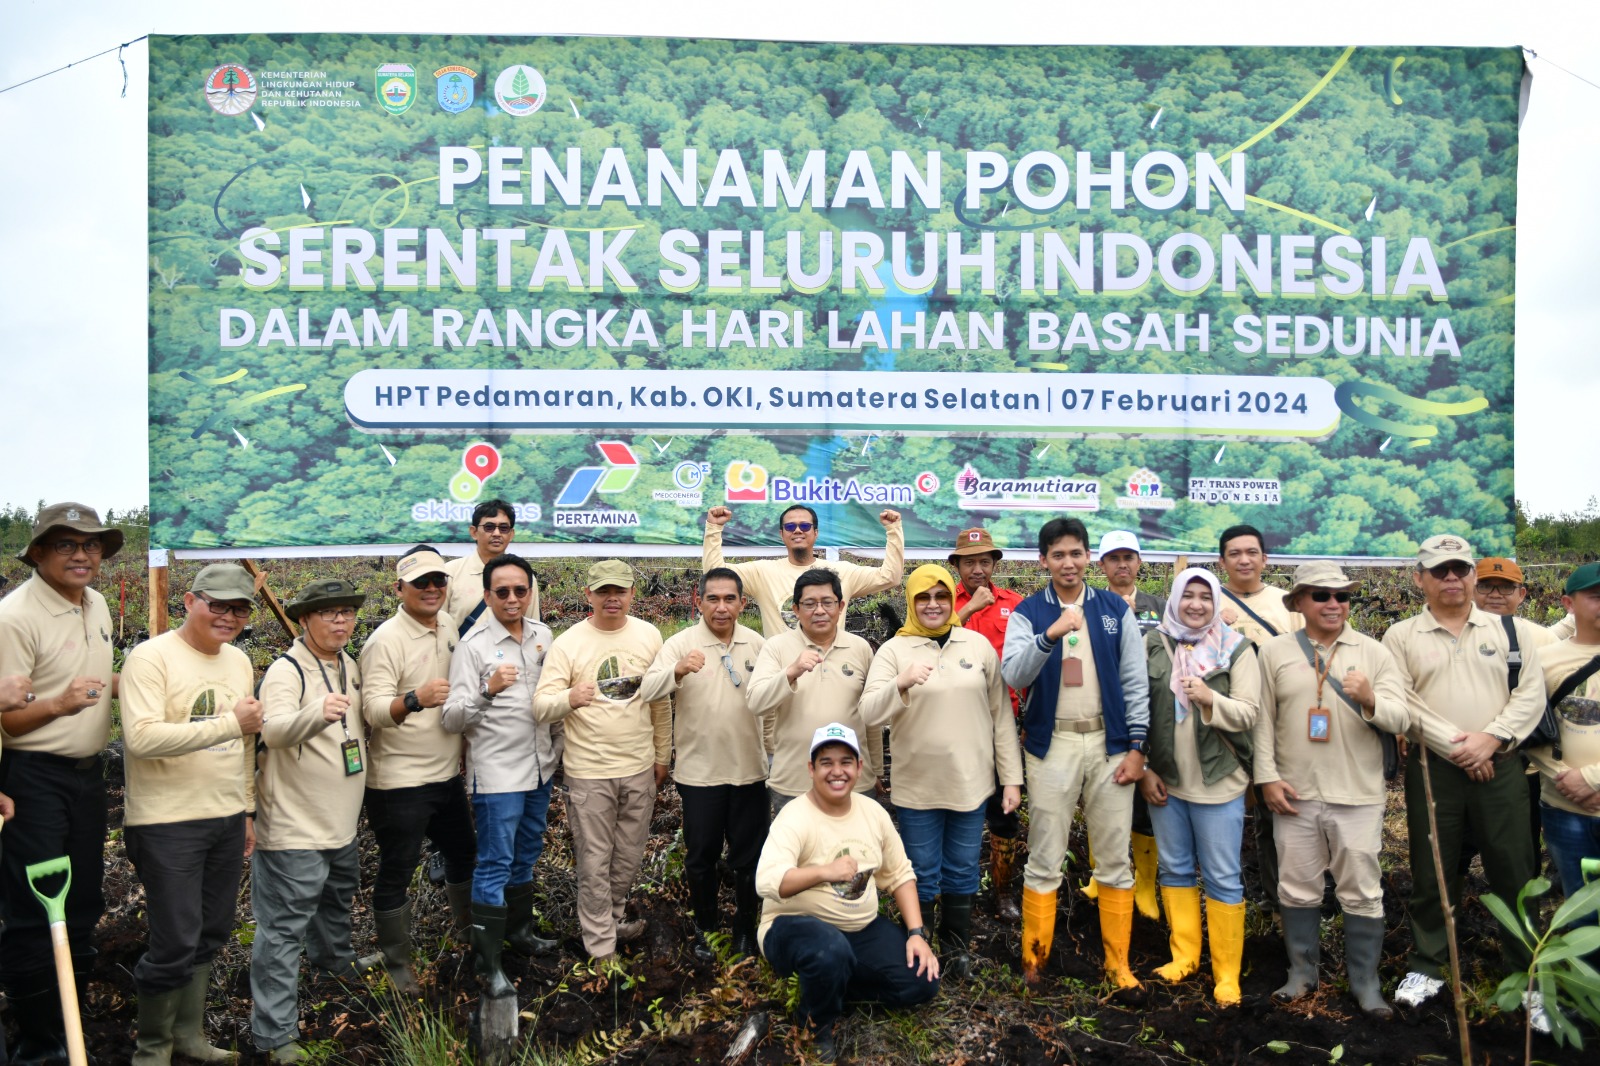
[554,442,640,528]
[722,462,936,505]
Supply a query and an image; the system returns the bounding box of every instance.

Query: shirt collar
[692,619,750,648]
[484,612,548,649]
[394,605,444,639]
[27,575,89,617]
[1418,605,1491,632]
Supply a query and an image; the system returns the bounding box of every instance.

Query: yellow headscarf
[897,563,963,639]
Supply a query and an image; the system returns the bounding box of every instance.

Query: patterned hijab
[1159,567,1245,721]
[897,564,962,639]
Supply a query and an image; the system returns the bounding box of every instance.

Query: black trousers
[125,813,246,994]
[677,781,768,931]
[364,778,477,910]
[0,750,107,982]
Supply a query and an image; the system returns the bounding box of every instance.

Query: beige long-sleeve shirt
[533,616,671,780]
[859,628,1023,811]
[1527,639,1600,816]
[1382,605,1548,754]
[639,620,770,787]
[702,520,904,636]
[1220,583,1304,646]
[1254,626,1411,805]
[256,641,366,851]
[119,631,256,827]
[359,606,463,790]
[748,627,879,796]
[1164,643,1261,804]
[0,576,114,758]
[445,551,541,632]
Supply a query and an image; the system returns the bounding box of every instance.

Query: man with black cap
[120,563,262,1066]
[358,546,475,994]
[250,578,372,1062]
[1384,535,1548,1023]
[0,502,123,1063]
[948,527,1026,921]
[534,560,672,964]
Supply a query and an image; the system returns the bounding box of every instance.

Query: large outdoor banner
[149,35,1522,556]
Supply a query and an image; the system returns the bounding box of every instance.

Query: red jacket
[955,583,1024,715]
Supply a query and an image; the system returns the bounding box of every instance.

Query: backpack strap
[1220,587,1279,642]
[1500,613,1522,692]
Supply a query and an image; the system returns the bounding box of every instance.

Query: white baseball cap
[809,722,862,760]
[1097,530,1142,559]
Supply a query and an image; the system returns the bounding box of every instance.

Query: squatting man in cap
[756,723,939,1063]
[359,546,477,994]
[252,578,375,1061]
[443,554,560,995]
[534,560,671,965]
[119,563,262,1066]
[0,503,123,1063]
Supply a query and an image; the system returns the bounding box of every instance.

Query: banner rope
[0,35,149,96]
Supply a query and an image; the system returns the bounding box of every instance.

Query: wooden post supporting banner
[148,564,169,637]
[242,559,298,638]
[1174,554,1190,574]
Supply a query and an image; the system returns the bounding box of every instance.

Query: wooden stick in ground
[1418,745,1472,1066]
[241,559,298,638]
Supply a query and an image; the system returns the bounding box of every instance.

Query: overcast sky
[2,0,1595,523]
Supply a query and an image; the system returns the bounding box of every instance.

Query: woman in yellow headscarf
[860,564,1024,978]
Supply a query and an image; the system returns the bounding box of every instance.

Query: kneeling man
[756,724,939,1062]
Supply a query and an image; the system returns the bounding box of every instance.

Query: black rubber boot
[470,903,516,998]
[940,893,975,980]
[504,882,558,956]
[374,902,422,997]
[5,978,68,1066]
[1273,906,1322,1003]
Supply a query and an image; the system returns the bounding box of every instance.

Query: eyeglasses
[53,538,104,556]
[796,598,839,611]
[1426,562,1473,580]
[406,574,448,590]
[720,652,743,689]
[1307,590,1351,603]
[490,585,530,600]
[782,522,815,533]
[313,607,357,622]
[475,522,512,534]
[1477,582,1520,595]
[194,592,253,619]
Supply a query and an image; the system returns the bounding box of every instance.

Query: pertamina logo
[723,462,934,506]
[553,442,641,528]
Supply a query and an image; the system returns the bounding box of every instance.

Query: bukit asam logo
[722,462,937,506]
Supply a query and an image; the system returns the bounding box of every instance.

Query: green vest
[1144,631,1253,787]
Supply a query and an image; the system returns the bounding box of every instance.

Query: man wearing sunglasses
[703,503,904,636]
[120,563,263,1066]
[443,555,561,993]
[446,499,539,637]
[1254,562,1411,1019]
[358,547,477,995]
[1383,535,1549,1023]
[641,567,770,960]
[0,502,123,1062]
[534,560,672,965]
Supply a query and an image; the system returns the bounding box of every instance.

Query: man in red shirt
[950,528,1026,920]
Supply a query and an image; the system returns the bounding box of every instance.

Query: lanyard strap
[310,648,352,740]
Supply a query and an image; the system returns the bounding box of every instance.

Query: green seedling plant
[1483,875,1600,1061]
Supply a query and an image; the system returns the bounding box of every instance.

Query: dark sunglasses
[475,521,512,534]
[783,522,815,533]
[1426,562,1473,580]
[490,585,530,600]
[406,574,448,590]
[1307,590,1351,603]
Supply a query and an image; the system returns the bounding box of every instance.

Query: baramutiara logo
[494,65,546,116]
[555,442,639,507]
[723,462,932,506]
[953,464,1099,512]
[376,64,417,115]
[1116,468,1176,510]
[434,65,477,113]
[450,443,501,503]
[204,64,257,116]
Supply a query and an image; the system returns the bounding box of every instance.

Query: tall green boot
[173,964,237,1062]
[131,984,183,1066]
[1273,906,1321,1003]
[504,882,558,956]
[375,902,422,996]
[470,903,516,998]
[1343,914,1394,1020]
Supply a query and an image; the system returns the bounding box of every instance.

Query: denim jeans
[1146,793,1245,905]
[471,781,553,905]
[896,803,987,899]
[761,914,939,1028]
[1541,802,1600,922]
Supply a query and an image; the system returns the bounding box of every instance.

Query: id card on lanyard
[314,653,365,777]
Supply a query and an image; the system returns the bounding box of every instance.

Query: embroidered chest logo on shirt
[999,607,1011,617]
[1478,643,1497,657]
[1102,617,1119,634]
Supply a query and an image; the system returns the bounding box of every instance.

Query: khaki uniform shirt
[0,576,114,758]
[1254,625,1411,805]
[748,628,879,796]
[1056,585,1105,722]
[1382,605,1548,753]
[1527,640,1600,816]
[702,521,904,636]
[119,631,256,827]
[859,628,1023,811]
[640,620,770,787]
[444,552,541,632]
[1221,583,1303,646]
[256,641,366,851]
[756,793,914,950]
[533,617,671,780]
[359,607,463,790]
[1165,643,1260,804]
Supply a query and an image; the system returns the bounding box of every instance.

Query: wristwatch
[403,690,423,715]
[1127,739,1147,754]
[905,925,930,942]
[479,678,493,700]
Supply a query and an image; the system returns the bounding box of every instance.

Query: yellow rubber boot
[1207,898,1247,1007]
[1020,886,1058,985]
[1096,883,1143,991]
[1153,886,1202,983]
[1080,838,1099,900]
[1132,832,1161,921]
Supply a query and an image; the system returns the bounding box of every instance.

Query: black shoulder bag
[1519,653,1600,762]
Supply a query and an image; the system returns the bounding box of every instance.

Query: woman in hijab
[861,564,1024,978]
[1140,566,1260,1005]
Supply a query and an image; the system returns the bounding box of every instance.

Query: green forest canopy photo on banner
[148,34,1522,558]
